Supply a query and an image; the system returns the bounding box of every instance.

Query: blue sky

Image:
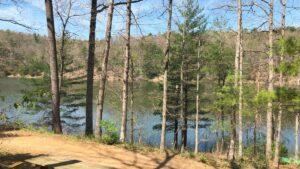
[0,0,300,40]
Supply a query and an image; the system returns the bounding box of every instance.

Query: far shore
[2,72,164,83]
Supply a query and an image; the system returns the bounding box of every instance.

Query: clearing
[0,130,217,169]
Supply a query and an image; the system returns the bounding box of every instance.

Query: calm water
[0,77,299,155]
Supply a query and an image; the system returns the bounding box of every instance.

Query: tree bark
[45,0,62,134]
[59,26,66,91]
[56,0,72,91]
[221,105,225,153]
[237,0,243,159]
[195,38,200,154]
[130,57,134,144]
[160,0,172,151]
[120,0,132,143]
[273,0,285,167]
[266,0,274,160]
[95,0,114,138]
[174,118,178,150]
[183,64,188,150]
[229,0,243,161]
[254,57,261,156]
[254,113,258,155]
[180,26,186,153]
[295,114,299,160]
[174,85,179,150]
[228,111,236,161]
[85,0,97,136]
[216,114,219,153]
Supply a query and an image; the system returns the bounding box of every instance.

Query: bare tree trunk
[195,38,200,154]
[221,105,225,153]
[183,65,188,150]
[229,0,243,161]
[174,118,178,150]
[237,0,243,159]
[85,0,97,136]
[45,0,62,134]
[130,58,134,144]
[295,114,299,160]
[254,113,258,155]
[273,109,282,168]
[228,111,236,161]
[180,27,186,153]
[216,114,219,153]
[56,0,72,91]
[120,0,132,143]
[59,26,66,91]
[266,0,274,161]
[273,0,285,167]
[180,60,184,152]
[160,0,173,151]
[95,0,114,138]
[272,114,276,142]
[254,58,261,156]
[174,85,179,150]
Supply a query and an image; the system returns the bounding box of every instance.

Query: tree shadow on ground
[154,151,177,169]
[96,149,178,169]
[0,153,44,169]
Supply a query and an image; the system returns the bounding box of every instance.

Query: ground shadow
[0,153,44,169]
[154,151,177,169]
[96,148,178,169]
[45,160,81,168]
[0,153,43,162]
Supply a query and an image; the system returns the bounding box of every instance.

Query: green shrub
[272,142,289,158]
[198,153,207,163]
[100,120,119,145]
[243,144,268,169]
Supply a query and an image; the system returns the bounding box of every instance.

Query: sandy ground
[0,130,216,169]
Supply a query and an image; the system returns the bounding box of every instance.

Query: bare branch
[97,0,143,13]
[0,18,34,30]
[131,11,144,37]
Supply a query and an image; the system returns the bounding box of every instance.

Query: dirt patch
[0,130,215,169]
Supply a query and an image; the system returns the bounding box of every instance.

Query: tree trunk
[160,0,173,151]
[216,114,219,153]
[266,0,274,160]
[182,64,188,151]
[174,85,179,150]
[295,114,299,160]
[237,0,243,159]
[273,110,282,168]
[254,57,261,156]
[273,0,285,168]
[130,57,134,144]
[180,27,186,153]
[221,105,225,153]
[174,118,178,150]
[228,111,236,161]
[229,0,243,160]
[195,38,200,154]
[95,0,114,138]
[120,0,132,143]
[45,0,62,134]
[85,0,97,136]
[254,113,258,155]
[272,113,276,142]
[59,26,66,91]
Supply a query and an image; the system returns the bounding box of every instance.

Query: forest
[0,0,300,169]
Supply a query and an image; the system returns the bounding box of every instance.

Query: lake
[0,77,299,155]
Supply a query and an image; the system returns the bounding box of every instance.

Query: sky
[0,0,300,40]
